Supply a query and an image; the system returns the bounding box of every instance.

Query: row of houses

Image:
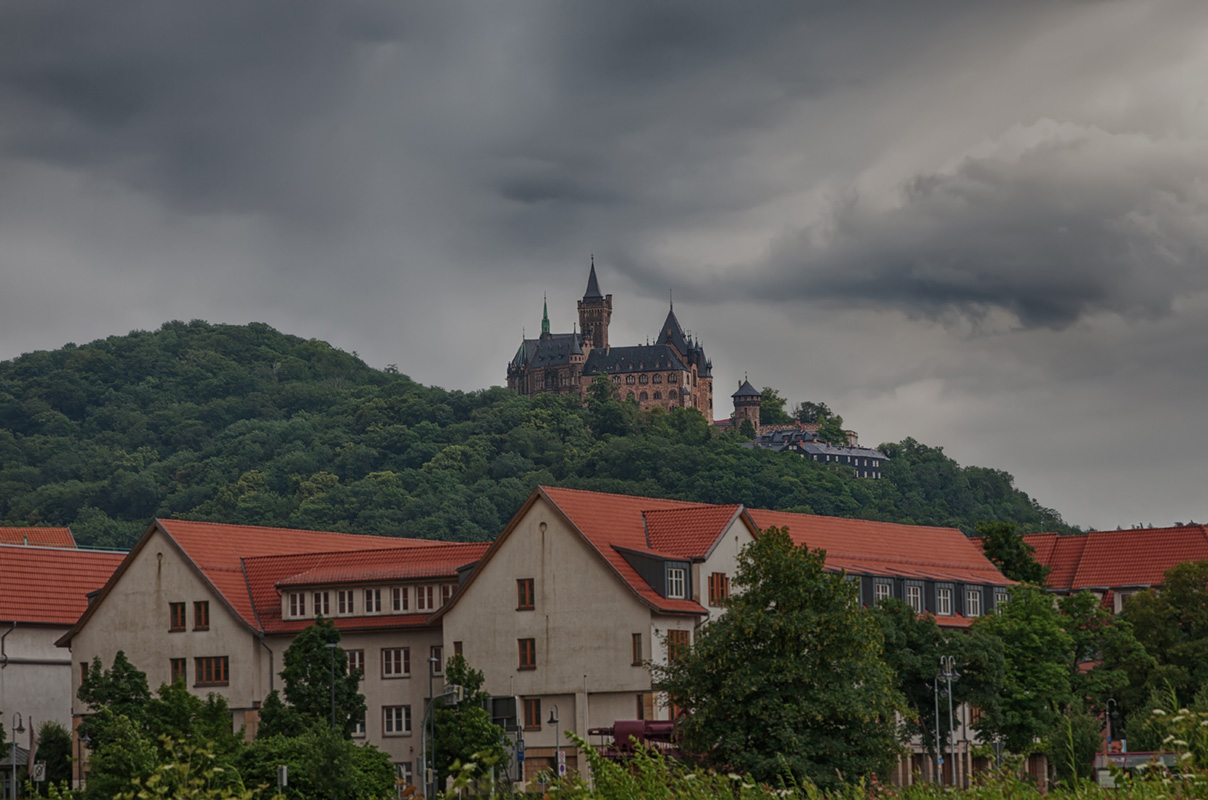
[4,493,1207,790]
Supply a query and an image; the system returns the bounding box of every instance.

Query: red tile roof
[747,509,1011,585]
[243,543,490,634]
[0,527,75,548]
[1023,526,1208,591]
[642,505,744,559]
[0,545,125,625]
[540,487,741,614]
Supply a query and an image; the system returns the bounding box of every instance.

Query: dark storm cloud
[752,122,1208,329]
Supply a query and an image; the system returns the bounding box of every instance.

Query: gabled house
[56,519,487,787]
[1024,526,1208,613]
[434,487,759,781]
[0,536,125,793]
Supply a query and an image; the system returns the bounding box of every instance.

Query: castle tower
[577,257,612,350]
[732,378,762,434]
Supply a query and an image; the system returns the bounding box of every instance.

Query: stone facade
[507,262,714,418]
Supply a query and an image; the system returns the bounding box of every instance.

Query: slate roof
[656,307,691,357]
[795,442,887,461]
[583,262,603,300]
[513,333,584,369]
[0,527,76,548]
[747,509,1012,586]
[0,544,125,625]
[243,542,489,634]
[1023,526,1208,591]
[733,380,761,398]
[581,344,688,375]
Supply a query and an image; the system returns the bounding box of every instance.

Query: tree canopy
[0,321,1076,548]
[653,526,905,789]
[977,521,1048,584]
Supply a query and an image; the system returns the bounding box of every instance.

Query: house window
[653,374,662,384]
[169,602,186,632]
[194,656,229,686]
[289,592,306,618]
[874,581,892,602]
[639,391,648,400]
[382,647,410,678]
[905,584,923,613]
[966,588,983,617]
[347,649,365,680]
[351,712,366,738]
[936,586,953,616]
[667,629,690,662]
[708,572,730,606]
[517,579,534,610]
[441,584,454,606]
[632,633,643,665]
[523,698,541,730]
[667,567,686,599]
[395,762,413,786]
[392,586,408,612]
[383,705,411,735]
[313,591,330,617]
[636,694,645,720]
[417,586,435,611]
[518,638,536,670]
[170,658,187,684]
[364,588,382,613]
[338,590,355,615]
[994,589,1010,610]
[454,641,463,657]
[80,662,89,684]
[431,646,443,675]
[194,601,210,630]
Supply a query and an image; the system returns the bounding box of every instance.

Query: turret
[577,256,613,349]
[732,378,762,435]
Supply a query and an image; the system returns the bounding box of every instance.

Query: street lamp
[547,705,560,783]
[427,655,440,800]
[938,656,959,786]
[1106,698,1120,753]
[10,713,24,800]
[325,643,340,731]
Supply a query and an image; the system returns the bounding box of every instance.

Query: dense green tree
[279,618,366,738]
[432,654,507,786]
[653,527,904,789]
[240,726,394,800]
[815,414,849,445]
[78,650,152,743]
[794,400,832,424]
[36,720,74,788]
[758,387,793,426]
[1121,559,1208,713]
[978,522,1048,584]
[974,586,1074,754]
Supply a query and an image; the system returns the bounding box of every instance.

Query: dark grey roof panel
[582,344,688,375]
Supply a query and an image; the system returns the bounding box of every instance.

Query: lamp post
[325,642,339,731]
[76,731,90,790]
[933,675,941,784]
[1106,698,1119,753]
[10,713,24,800]
[547,705,560,783]
[427,655,439,800]
[939,656,958,787]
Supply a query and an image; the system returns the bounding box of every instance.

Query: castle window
[639,374,649,384]
[652,374,662,383]
[626,375,636,385]
[653,391,661,400]
[613,375,621,384]
[640,391,648,400]
[668,374,678,383]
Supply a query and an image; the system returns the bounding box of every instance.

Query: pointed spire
[541,293,550,335]
[583,256,603,300]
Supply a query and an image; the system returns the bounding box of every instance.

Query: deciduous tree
[279,617,366,738]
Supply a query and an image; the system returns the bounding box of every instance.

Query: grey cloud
[751,121,1208,329]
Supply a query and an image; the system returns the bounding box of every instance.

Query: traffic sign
[32,762,46,782]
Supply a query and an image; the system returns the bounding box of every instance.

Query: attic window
[667,568,686,599]
[936,585,953,616]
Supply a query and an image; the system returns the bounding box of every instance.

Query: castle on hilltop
[507,261,714,417]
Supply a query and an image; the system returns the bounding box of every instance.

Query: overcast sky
[2,1,1206,532]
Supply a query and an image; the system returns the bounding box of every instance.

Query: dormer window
[289,592,306,618]
[313,592,330,617]
[936,585,953,616]
[365,588,382,613]
[667,568,686,599]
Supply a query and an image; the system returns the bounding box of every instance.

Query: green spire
[541,293,550,335]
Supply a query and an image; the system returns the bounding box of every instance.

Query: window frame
[337,589,355,615]
[365,588,382,613]
[169,602,186,632]
[383,705,412,736]
[169,658,187,685]
[382,647,410,678]
[874,580,892,602]
[905,583,923,614]
[666,567,686,600]
[966,587,983,617]
[632,633,643,665]
[194,656,229,687]
[518,638,536,670]
[667,629,690,663]
[193,601,210,631]
[392,586,408,612]
[441,584,454,606]
[417,586,435,612]
[517,578,535,610]
[936,585,953,616]
[313,591,330,617]
[708,572,730,606]
[289,592,306,618]
[522,698,541,731]
[431,645,443,675]
[347,649,365,681]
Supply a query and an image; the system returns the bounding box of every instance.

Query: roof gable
[642,505,744,559]
[0,527,76,548]
[1023,526,1208,591]
[747,509,1012,585]
[0,545,124,625]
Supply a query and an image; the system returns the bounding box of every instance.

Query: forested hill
[0,320,1077,549]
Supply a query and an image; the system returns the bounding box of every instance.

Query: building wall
[442,496,661,754]
[693,520,754,611]
[1,625,73,732]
